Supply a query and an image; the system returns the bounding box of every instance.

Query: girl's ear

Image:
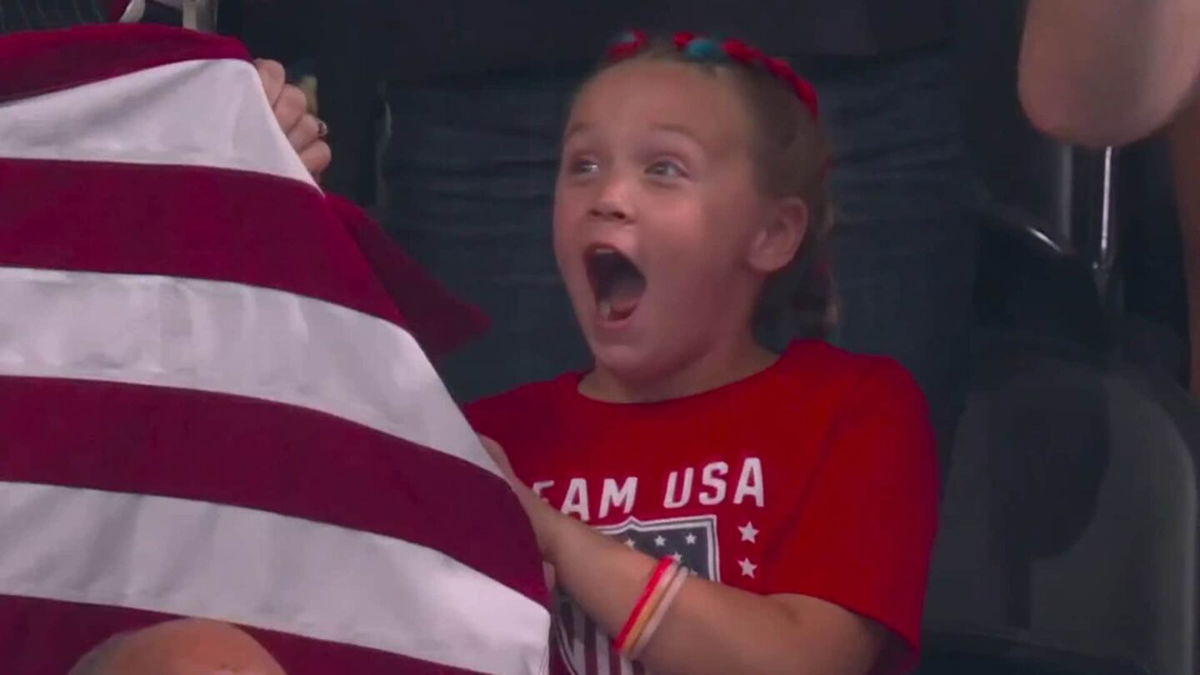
[747,197,807,274]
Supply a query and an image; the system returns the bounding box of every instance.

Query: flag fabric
[0,22,550,675]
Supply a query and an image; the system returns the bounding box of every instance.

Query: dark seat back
[924,358,1198,675]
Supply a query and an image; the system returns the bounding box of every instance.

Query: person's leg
[381,70,590,403]
[1168,97,1200,394]
[807,45,976,462]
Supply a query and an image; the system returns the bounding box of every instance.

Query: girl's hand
[478,434,559,591]
[255,59,331,179]
[478,434,519,484]
[478,436,566,548]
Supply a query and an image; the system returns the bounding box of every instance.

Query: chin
[589,337,702,395]
[588,340,661,382]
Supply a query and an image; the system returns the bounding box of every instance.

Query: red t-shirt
[467,340,938,674]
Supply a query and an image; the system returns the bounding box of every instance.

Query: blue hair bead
[683,37,724,62]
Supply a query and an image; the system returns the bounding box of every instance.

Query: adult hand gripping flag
[0,22,550,675]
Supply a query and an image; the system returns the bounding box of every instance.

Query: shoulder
[777,340,927,412]
[774,341,934,480]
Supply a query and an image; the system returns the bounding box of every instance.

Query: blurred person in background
[1170,102,1200,394]
[1019,0,1200,393]
[1019,0,1200,148]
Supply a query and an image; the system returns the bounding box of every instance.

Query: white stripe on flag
[596,623,612,675]
[0,266,498,476]
[574,607,589,671]
[0,481,550,674]
[0,58,315,187]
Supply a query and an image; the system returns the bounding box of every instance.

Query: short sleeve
[759,360,939,665]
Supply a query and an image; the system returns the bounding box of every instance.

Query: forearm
[535,503,882,675]
[1019,0,1200,146]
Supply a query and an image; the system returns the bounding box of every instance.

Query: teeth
[599,299,612,320]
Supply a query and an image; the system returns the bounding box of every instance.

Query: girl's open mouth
[585,246,646,322]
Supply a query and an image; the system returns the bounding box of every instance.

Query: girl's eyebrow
[563,122,594,141]
[651,123,700,140]
[561,121,712,155]
[649,123,706,148]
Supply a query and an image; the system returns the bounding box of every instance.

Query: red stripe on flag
[0,594,480,675]
[0,158,485,359]
[0,23,248,102]
[0,376,546,606]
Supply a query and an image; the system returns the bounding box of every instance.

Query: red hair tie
[607,30,821,121]
[763,56,820,120]
[672,31,696,51]
[721,39,763,66]
[725,39,820,121]
[606,29,648,61]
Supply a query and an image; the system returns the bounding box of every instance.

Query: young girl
[468,30,938,675]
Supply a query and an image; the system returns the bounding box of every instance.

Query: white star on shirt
[685,533,697,545]
[654,535,666,547]
[738,558,758,578]
[670,552,683,563]
[624,538,636,548]
[738,522,759,543]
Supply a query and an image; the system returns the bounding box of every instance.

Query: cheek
[644,197,710,250]
[649,213,757,300]
[657,201,744,267]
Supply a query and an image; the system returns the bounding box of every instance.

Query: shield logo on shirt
[556,515,720,675]
[595,515,721,583]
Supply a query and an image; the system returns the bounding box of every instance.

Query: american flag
[0,22,550,674]
[556,516,719,675]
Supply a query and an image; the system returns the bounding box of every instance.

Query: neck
[579,330,778,403]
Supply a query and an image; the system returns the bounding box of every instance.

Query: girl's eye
[647,160,686,178]
[567,158,599,174]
